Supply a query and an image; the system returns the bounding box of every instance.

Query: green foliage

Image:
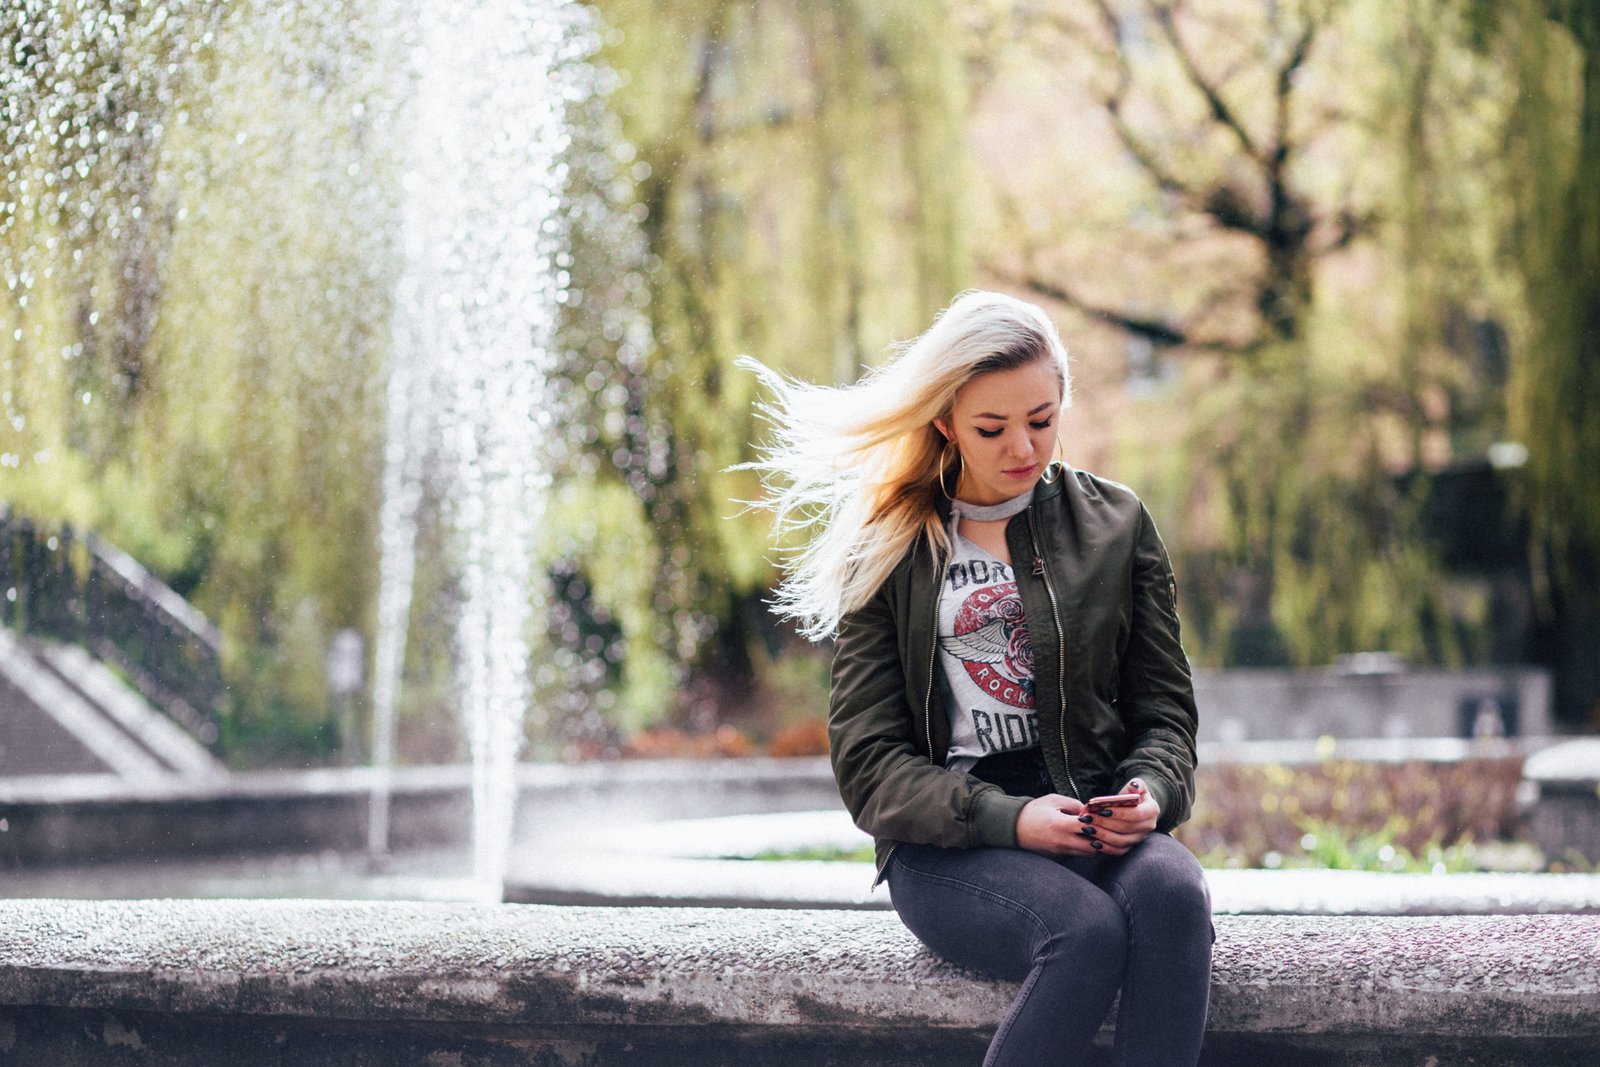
[1117,1,1569,671]
[2,0,402,764]
[561,0,972,723]
[1491,3,1600,583]
[4,0,1592,761]
[1286,817,1492,873]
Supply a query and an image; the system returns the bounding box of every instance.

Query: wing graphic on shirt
[944,620,1011,666]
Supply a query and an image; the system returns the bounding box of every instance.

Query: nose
[1005,428,1034,460]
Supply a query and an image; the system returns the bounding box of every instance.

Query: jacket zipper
[873,540,945,888]
[1028,505,1080,800]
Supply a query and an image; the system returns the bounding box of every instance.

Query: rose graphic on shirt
[944,582,1035,709]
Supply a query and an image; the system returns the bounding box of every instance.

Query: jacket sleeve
[1112,504,1200,831]
[829,584,1030,850]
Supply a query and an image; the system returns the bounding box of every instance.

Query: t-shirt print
[938,545,1040,768]
[946,576,1035,709]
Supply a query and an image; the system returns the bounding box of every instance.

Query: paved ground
[506,807,1600,913]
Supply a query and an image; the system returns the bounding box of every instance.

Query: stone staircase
[0,509,228,784]
[0,629,226,784]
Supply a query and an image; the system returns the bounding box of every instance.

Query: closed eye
[975,426,1002,438]
[1030,418,1054,431]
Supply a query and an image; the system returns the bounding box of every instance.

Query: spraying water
[369,0,589,898]
[3,0,603,901]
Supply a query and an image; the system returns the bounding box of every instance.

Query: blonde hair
[740,290,1071,641]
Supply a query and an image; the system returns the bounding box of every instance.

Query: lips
[1003,463,1038,478]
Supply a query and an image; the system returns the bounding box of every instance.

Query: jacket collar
[932,460,1067,524]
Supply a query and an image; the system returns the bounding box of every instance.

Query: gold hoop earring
[939,438,962,502]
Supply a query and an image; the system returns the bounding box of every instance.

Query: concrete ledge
[1524,739,1600,864]
[0,758,844,866]
[1,900,1597,1065]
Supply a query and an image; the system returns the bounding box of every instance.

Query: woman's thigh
[886,843,1124,983]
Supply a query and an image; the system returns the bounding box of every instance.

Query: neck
[951,486,1034,522]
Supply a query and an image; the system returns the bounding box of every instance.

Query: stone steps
[0,630,225,785]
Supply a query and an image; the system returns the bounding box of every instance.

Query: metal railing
[0,508,225,748]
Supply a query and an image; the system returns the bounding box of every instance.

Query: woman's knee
[1111,834,1211,925]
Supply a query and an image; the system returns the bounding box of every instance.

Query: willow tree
[2,0,404,761]
[552,0,970,736]
[1458,0,1600,723]
[963,0,1508,667]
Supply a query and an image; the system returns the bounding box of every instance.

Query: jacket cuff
[971,788,1030,849]
[1146,776,1175,828]
[1141,774,1178,831]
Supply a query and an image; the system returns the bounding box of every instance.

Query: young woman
[743,290,1212,1066]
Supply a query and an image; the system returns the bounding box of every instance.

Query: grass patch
[748,844,876,863]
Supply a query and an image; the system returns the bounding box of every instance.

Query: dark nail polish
[1078,814,1094,824]
[1096,808,1113,817]
[1080,825,1097,836]
[1090,839,1104,850]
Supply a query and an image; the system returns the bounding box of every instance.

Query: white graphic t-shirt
[937,532,1039,773]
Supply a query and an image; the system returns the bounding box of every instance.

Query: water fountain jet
[368,0,593,900]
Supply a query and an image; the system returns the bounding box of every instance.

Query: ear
[933,419,950,442]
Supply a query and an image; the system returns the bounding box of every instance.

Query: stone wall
[0,899,1596,1066]
[1194,666,1553,742]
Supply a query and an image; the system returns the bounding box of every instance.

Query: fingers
[1017,791,1156,857]
[1077,821,1146,856]
[1017,795,1101,856]
[1092,800,1158,834]
[1086,778,1160,834]
[1077,780,1157,853]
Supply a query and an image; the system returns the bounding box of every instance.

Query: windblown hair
[740,290,1071,641]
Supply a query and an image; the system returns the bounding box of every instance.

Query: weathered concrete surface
[1524,738,1600,865]
[0,765,475,865]
[1193,665,1552,742]
[0,758,843,867]
[0,899,1597,1065]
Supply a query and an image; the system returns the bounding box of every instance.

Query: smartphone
[1087,793,1142,808]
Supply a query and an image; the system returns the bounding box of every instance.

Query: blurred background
[2,0,1597,888]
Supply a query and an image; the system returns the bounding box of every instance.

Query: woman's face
[935,358,1063,506]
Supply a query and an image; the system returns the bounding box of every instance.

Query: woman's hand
[1015,794,1096,856]
[1082,778,1161,855]
[1016,779,1161,858]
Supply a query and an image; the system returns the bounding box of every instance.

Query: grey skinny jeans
[886,832,1212,1067]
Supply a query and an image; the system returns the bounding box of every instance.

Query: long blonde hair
[740,290,1072,641]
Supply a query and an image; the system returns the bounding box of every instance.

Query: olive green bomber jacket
[827,464,1199,880]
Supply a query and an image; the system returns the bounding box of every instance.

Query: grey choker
[951,487,1034,522]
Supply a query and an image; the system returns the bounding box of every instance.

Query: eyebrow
[973,402,1057,420]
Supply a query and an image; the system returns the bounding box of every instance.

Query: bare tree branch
[997,0,1360,351]
[1316,202,1380,255]
[1086,0,1201,202]
[1148,0,1262,164]
[1268,16,1319,180]
[1010,269,1189,345]
[985,260,1250,356]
